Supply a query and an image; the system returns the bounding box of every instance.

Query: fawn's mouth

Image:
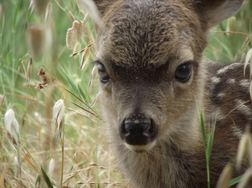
[124,140,157,152]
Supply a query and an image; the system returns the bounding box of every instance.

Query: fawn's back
[91,0,250,187]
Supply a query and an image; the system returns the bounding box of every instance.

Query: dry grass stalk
[25,58,33,82]
[48,158,55,178]
[216,163,233,188]
[4,109,20,145]
[43,85,55,166]
[89,66,97,88]
[80,47,90,70]
[244,48,252,77]
[236,126,252,170]
[237,167,252,188]
[226,17,237,36]
[77,0,104,29]
[53,99,65,141]
[0,95,5,106]
[52,99,65,187]
[0,167,7,188]
[244,48,252,99]
[4,109,22,187]
[30,0,49,16]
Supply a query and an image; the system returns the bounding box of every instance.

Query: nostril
[120,114,158,145]
[144,120,153,133]
[121,116,152,135]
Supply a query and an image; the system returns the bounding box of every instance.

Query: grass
[199,113,216,188]
[0,0,252,187]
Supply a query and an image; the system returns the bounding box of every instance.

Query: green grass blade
[41,167,54,188]
[229,175,242,187]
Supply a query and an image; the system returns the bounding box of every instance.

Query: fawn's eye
[175,61,193,83]
[96,62,110,84]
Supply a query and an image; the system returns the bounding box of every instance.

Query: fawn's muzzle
[120,113,158,145]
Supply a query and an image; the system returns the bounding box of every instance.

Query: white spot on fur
[217,66,230,75]
[227,78,235,84]
[211,77,221,84]
[217,63,241,75]
[217,93,225,99]
[235,99,252,117]
[240,80,250,88]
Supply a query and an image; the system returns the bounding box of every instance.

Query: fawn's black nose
[120,113,157,145]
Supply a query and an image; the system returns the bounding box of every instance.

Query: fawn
[92,0,250,187]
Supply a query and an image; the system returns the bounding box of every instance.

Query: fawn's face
[94,0,244,151]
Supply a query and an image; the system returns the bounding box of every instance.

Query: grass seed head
[27,25,46,59]
[48,158,55,178]
[27,24,53,60]
[53,99,65,140]
[4,109,20,145]
[66,20,83,50]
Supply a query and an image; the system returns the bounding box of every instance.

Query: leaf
[0,172,5,188]
[35,175,41,188]
[200,112,207,148]
[41,167,54,188]
[207,125,216,160]
[229,176,242,187]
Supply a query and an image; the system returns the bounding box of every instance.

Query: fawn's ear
[196,0,245,28]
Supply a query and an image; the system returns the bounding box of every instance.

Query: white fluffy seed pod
[48,158,55,177]
[53,99,65,140]
[4,109,20,145]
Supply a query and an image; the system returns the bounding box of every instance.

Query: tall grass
[0,0,251,187]
[0,0,127,187]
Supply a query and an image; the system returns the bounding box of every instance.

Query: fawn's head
[93,0,244,152]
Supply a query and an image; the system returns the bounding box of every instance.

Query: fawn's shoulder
[206,61,252,135]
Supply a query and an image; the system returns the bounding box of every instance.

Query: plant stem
[60,131,64,188]
[206,154,211,188]
[17,142,22,188]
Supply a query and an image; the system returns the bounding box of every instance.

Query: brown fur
[93,0,248,187]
